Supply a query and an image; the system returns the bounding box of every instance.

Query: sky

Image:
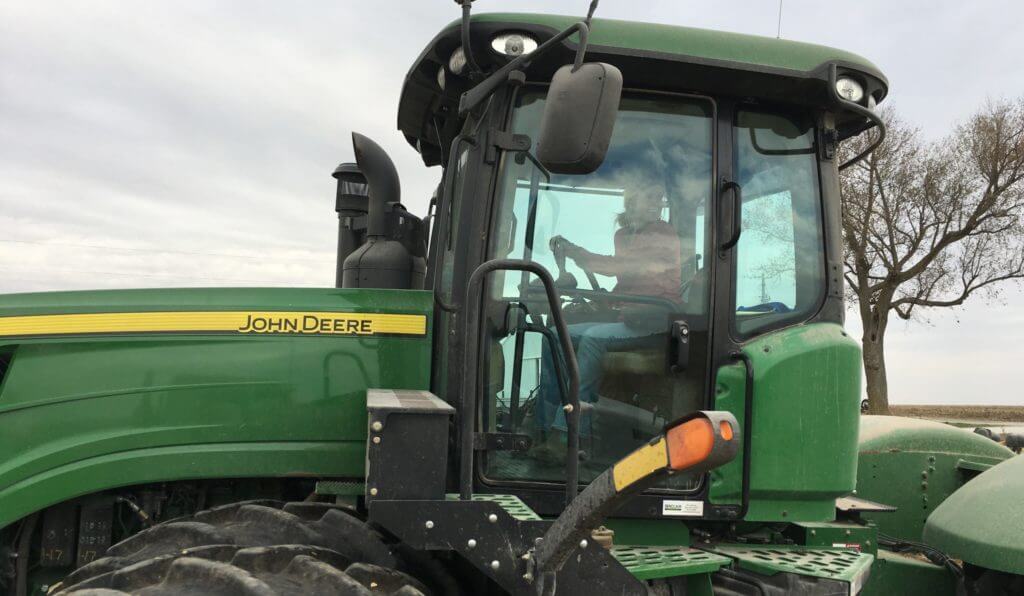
[1,0,1022,405]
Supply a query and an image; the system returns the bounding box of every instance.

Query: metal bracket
[669,320,691,373]
[474,432,533,451]
[485,129,532,164]
[828,260,843,299]
[820,127,839,161]
[370,499,646,595]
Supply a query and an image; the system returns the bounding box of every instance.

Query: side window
[439,145,470,302]
[733,109,826,336]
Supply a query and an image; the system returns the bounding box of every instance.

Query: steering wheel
[550,237,603,291]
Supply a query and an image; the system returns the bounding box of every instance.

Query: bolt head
[467,539,477,549]
[425,520,434,529]
[563,404,574,413]
[534,537,543,545]
[488,513,498,523]
[369,487,378,496]
[579,539,588,549]
[490,560,501,571]
[371,421,383,432]
[372,436,381,444]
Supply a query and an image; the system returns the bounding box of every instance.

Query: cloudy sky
[1,1,1022,405]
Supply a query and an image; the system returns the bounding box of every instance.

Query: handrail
[461,259,581,507]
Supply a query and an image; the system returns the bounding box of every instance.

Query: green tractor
[1,3,1021,595]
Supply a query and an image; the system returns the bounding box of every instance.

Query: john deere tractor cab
[6,2,1023,596]
[337,3,886,592]
[398,4,884,520]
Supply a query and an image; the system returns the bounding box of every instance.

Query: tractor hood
[0,286,433,529]
[923,454,1024,575]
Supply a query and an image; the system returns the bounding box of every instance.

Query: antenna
[776,0,783,38]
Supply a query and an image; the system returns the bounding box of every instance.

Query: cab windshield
[482,91,714,489]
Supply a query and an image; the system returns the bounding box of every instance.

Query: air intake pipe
[332,162,368,288]
[341,133,424,289]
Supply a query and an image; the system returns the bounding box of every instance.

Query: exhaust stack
[340,133,425,290]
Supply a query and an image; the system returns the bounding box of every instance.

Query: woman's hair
[616,181,667,230]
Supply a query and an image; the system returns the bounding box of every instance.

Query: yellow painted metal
[0,311,427,338]
[613,437,668,492]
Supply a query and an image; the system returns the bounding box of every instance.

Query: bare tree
[840,100,1024,413]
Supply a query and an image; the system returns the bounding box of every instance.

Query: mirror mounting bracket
[485,129,532,164]
[459,21,591,116]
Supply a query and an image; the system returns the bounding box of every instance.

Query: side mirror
[536,62,623,175]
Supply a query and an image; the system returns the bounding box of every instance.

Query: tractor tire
[53,501,459,596]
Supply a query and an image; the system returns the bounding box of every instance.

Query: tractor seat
[602,349,665,376]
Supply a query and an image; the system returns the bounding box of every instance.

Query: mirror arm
[519,150,552,182]
[829,64,887,171]
[459,21,590,116]
[459,0,483,76]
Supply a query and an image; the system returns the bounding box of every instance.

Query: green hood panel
[859,416,1014,457]
[0,287,434,529]
[855,416,1012,543]
[923,455,1024,574]
[710,323,862,521]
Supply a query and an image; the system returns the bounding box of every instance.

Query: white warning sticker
[662,499,704,517]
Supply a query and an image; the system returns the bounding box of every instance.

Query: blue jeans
[536,321,659,437]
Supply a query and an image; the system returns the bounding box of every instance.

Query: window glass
[439,145,470,301]
[483,91,714,489]
[733,110,825,336]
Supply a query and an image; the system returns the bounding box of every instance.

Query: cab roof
[476,13,884,76]
[398,13,888,166]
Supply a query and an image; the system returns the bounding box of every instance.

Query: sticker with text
[662,499,704,517]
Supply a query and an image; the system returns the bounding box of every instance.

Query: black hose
[585,0,600,26]
[14,513,38,596]
[878,532,964,579]
[460,1,482,76]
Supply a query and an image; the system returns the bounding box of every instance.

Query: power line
[0,239,334,264]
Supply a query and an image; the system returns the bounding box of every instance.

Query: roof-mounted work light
[491,32,538,57]
[835,76,865,104]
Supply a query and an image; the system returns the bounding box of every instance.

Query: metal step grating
[315,480,365,496]
[445,493,542,521]
[708,545,873,585]
[612,546,731,580]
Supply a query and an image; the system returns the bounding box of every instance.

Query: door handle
[720,180,743,251]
